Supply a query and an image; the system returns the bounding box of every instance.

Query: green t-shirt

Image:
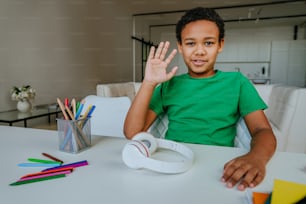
[149,70,267,147]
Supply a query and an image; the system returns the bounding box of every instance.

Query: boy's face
[177,20,224,78]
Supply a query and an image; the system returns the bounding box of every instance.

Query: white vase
[17,100,32,113]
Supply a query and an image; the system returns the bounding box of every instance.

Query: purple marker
[41,160,88,172]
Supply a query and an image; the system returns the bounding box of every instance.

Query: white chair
[81,95,131,137]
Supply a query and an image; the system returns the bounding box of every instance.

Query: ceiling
[130,0,306,28]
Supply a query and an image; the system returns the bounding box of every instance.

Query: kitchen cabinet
[217,41,271,62]
[270,40,306,87]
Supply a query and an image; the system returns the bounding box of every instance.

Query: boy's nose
[195,46,206,55]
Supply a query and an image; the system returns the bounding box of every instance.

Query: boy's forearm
[123,81,157,139]
[249,128,277,164]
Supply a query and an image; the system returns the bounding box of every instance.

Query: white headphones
[122,132,194,174]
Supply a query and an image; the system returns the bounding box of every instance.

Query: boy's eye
[185,42,195,46]
[205,41,215,46]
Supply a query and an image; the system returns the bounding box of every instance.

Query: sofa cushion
[134,82,141,93]
[266,86,300,137]
[284,88,306,153]
[254,84,275,105]
[97,82,136,101]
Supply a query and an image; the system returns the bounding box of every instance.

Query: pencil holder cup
[57,118,91,154]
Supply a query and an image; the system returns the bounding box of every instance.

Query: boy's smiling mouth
[192,59,207,66]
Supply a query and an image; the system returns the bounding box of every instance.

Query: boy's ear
[177,41,183,53]
[218,39,225,53]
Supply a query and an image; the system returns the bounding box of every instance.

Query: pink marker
[18,170,72,181]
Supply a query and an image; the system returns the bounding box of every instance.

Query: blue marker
[75,103,84,120]
[87,105,96,117]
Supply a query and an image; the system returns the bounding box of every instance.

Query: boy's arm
[124,41,178,139]
[221,110,276,191]
[124,81,158,139]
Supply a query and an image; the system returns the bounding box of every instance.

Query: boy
[124,7,276,191]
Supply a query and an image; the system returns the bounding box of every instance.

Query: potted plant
[11,85,36,112]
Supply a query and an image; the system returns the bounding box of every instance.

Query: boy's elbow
[123,126,146,140]
[123,129,134,140]
[123,124,137,140]
[123,118,151,140]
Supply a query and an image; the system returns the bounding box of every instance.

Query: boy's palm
[144,41,178,85]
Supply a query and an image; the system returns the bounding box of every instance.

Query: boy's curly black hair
[176,7,225,44]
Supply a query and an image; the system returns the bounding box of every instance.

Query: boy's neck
[188,69,217,78]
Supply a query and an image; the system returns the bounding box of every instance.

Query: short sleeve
[149,84,164,115]
[239,76,267,117]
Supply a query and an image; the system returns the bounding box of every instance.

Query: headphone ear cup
[132,132,157,154]
[122,141,149,169]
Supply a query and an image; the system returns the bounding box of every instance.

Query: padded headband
[122,132,194,174]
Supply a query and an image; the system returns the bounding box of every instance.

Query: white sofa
[96,82,306,153]
[96,82,141,101]
[254,84,306,153]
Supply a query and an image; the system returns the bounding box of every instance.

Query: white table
[0,126,305,204]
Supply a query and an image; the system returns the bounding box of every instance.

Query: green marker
[10,174,66,186]
[27,158,62,165]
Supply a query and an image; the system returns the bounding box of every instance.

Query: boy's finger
[164,49,177,65]
[159,41,170,61]
[154,42,165,59]
[148,46,156,60]
[166,67,179,81]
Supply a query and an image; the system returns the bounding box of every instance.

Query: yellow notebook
[271,179,306,204]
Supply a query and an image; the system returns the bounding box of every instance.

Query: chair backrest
[82,95,131,137]
[148,114,168,138]
[96,82,137,101]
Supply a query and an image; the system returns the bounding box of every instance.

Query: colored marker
[75,103,84,120]
[80,105,92,119]
[18,170,71,181]
[65,105,75,120]
[41,160,88,172]
[71,98,76,117]
[42,153,64,164]
[75,99,85,120]
[27,158,62,165]
[21,167,74,179]
[64,98,69,107]
[87,105,96,117]
[10,174,66,186]
[57,98,69,120]
[18,163,61,167]
[76,101,80,112]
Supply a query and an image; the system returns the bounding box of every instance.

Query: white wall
[0,1,134,111]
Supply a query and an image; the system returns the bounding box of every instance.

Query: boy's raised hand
[144,41,178,85]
